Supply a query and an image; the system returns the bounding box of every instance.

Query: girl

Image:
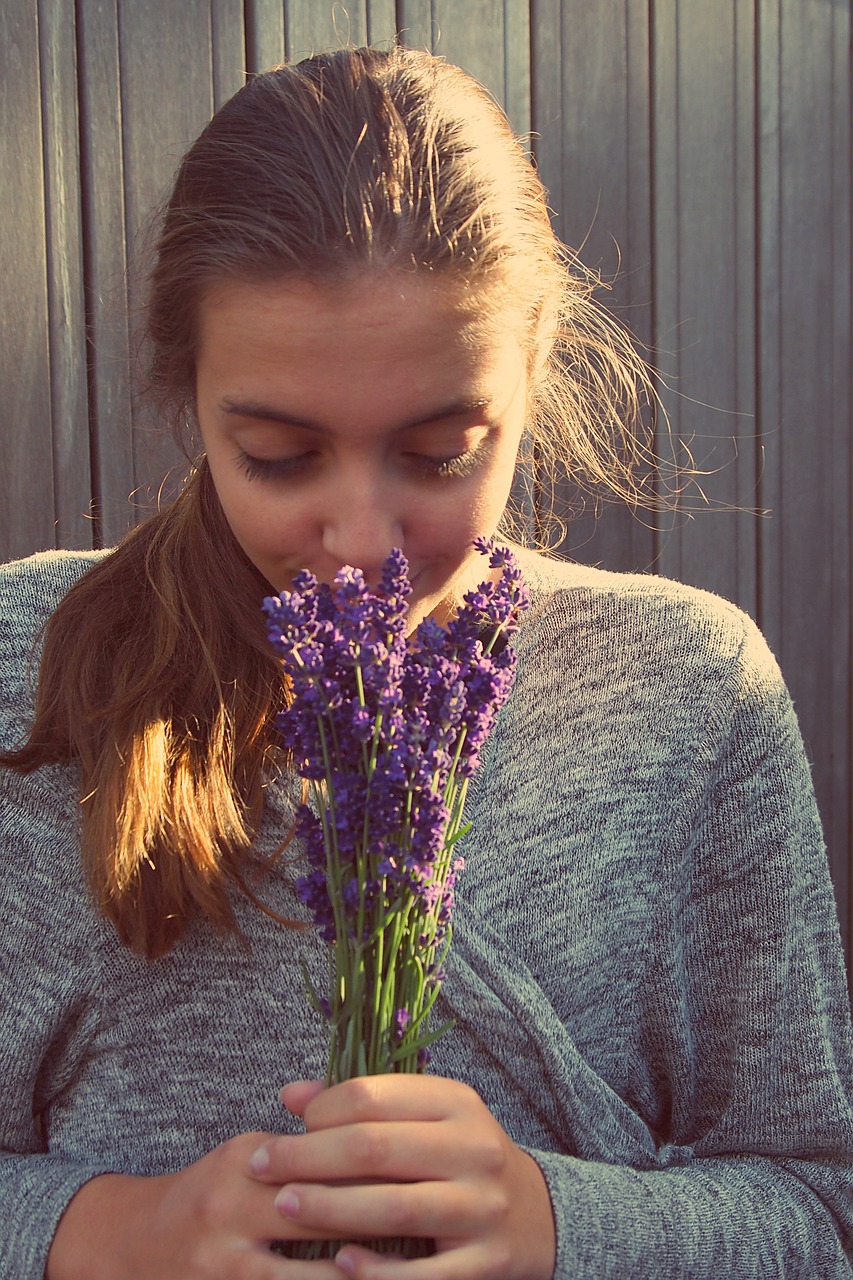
[1,45,851,1280]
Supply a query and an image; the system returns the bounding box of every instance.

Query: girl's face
[195,273,528,628]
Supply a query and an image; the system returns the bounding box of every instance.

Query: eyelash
[235,444,484,483]
[235,450,308,481]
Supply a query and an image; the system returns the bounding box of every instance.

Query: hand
[47,1131,345,1280]
[248,1075,557,1280]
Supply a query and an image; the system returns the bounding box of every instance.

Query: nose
[321,478,404,586]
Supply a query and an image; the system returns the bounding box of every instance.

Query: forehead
[197,271,522,357]
[195,272,529,412]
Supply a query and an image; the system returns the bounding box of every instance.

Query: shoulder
[517,547,761,654]
[0,548,109,629]
[517,547,750,637]
[0,549,109,747]
[512,548,784,716]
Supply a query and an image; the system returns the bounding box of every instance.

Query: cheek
[211,476,289,559]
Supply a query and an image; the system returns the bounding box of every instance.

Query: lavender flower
[262,538,528,1082]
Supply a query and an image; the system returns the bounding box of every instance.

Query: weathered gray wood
[828,0,852,957]
[39,0,92,551]
[758,0,851,960]
[654,0,758,610]
[503,0,532,141]
[0,0,56,558]
[429,0,508,108]
[75,0,133,547]
[211,0,246,109]
[395,0,433,52]
[246,0,286,71]
[285,1,368,58]
[533,0,655,572]
[366,0,398,47]
[117,1,226,514]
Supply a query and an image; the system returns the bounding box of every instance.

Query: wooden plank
[732,0,759,597]
[758,0,850,962]
[117,0,221,517]
[76,0,133,547]
[429,0,506,105]
[246,0,286,71]
[665,0,758,610]
[211,0,246,109]
[366,0,398,47]
[503,0,533,538]
[756,0,782,652]
[528,0,564,547]
[649,0,680,574]
[39,0,93,552]
[622,0,653,348]
[621,0,654,574]
[286,1,368,59]
[395,0,434,52]
[828,0,852,963]
[548,0,655,573]
[0,0,56,561]
[530,0,562,219]
[775,0,843,816]
[503,0,531,139]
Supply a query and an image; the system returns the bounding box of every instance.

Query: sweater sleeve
[0,555,116,1280]
[530,616,853,1278]
[0,764,118,1280]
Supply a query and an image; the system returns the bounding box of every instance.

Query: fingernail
[335,1251,355,1276]
[275,1188,300,1218]
[248,1145,270,1174]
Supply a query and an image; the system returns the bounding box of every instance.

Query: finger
[276,1253,355,1280]
[281,1079,327,1115]
[299,1075,474,1132]
[335,1242,486,1280]
[273,1177,495,1242]
[181,1135,344,1246]
[248,1120,455,1186]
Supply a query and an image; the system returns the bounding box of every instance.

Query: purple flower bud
[393,1008,411,1039]
[262,541,528,1079]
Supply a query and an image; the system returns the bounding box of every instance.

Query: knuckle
[341,1074,382,1120]
[477,1133,508,1179]
[478,1182,510,1229]
[347,1123,389,1170]
[449,1079,483,1113]
[382,1186,419,1234]
[193,1181,233,1230]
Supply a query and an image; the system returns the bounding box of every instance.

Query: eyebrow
[219,397,492,432]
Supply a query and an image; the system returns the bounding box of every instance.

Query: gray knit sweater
[1,548,852,1278]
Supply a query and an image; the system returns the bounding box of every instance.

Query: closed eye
[235,449,315,481]
[406,443,486,480]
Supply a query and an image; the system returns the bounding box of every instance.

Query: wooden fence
[2,0,851,971]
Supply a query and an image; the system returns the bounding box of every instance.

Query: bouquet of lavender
[262,538,528,1089]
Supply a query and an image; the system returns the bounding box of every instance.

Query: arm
[518,615,853,1277]
[0,769,117,1280]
